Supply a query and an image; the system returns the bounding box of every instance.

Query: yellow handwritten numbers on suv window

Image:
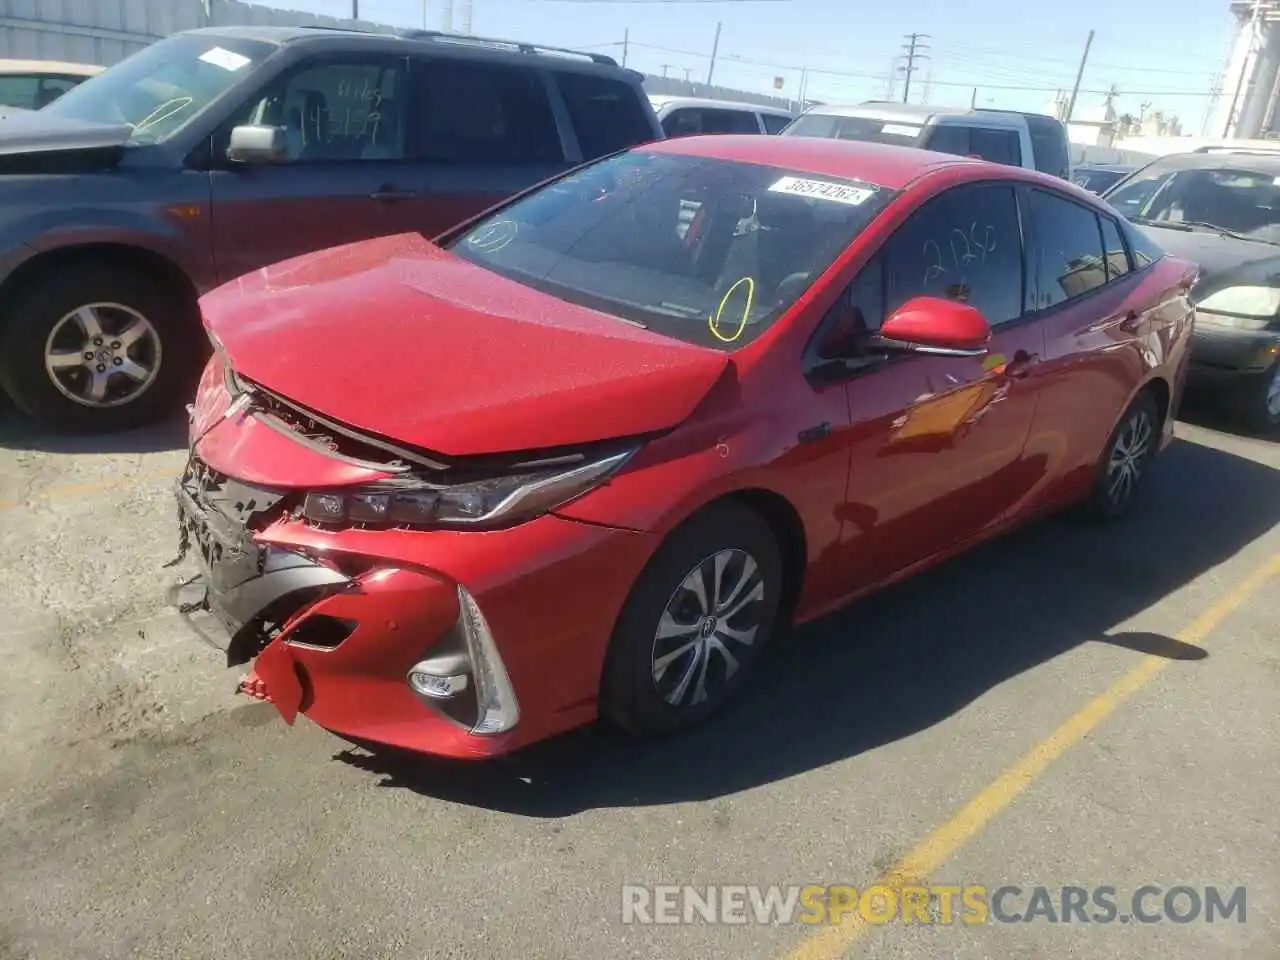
[710,277,755,343]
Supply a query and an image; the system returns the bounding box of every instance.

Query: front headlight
[1195,285,1280,330]
[301,447,636,530]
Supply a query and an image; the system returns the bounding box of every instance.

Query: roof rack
[401,30,618,66]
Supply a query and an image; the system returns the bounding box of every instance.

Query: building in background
[1214,0,1280,138]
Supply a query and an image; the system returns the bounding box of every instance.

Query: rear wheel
[600,502,783,737]
[1082,389,1160,522]
[0,264,201,432]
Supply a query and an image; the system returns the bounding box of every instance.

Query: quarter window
[882,183,1025,327]
[969,127,1022,167]
[761,113,791,134]
[555,72,655,160]
[418,59,562,164]
[1027,189,1108,308]
[1099,215,1132,281]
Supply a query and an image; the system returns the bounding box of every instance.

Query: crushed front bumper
[167,456,657,760]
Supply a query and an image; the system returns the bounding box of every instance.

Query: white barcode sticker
[768,176,876,206]
[199,47,251,72]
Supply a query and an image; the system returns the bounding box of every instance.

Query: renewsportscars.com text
[621,884,1247,925]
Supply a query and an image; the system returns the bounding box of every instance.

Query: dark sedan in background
[1105,151,1280,429]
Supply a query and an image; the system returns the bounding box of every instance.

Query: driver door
[825,182,1046,588]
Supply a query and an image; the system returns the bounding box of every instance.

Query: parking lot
[0,397,1276,960]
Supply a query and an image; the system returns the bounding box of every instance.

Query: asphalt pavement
[0,397,1276,960]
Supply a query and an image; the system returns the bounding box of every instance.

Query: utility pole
[459,0,472,33]
[683,67,693,83]
[900,33,930,104]
[622,27,629,67]
[660,63,672,78]
[706,21,722,85]
[352,0,358,19]
[1064,29,1094,122]
[970,86,978,109]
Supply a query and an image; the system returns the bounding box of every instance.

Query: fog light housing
[405,585,520,736]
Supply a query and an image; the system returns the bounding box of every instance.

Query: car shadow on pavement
[0,406,188,454]
[335,435,1279,817]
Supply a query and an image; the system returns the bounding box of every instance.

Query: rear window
[761,113,791,135]
[447,151,896,350]
[1024,114,1071,178]
[554,72,655,160]
[783,113,925,147]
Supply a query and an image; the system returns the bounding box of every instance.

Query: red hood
[201,233,730,458]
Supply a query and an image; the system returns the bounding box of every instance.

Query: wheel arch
[1135,373,1172,435]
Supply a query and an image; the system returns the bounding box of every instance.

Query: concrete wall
[0,0,393,68]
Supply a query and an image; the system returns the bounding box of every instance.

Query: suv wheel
[0,264,201,432]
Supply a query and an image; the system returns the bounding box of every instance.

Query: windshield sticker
[709,276,755,343]
[768,176,876,206]
[467,220,518,253]
[199,47,251,72]
[881,123,923,137]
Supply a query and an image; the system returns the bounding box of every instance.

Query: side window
[0,75,40,109]
[969,127,1022,167]
[922,124,970,157]
[1027,189,1108,309]
[233,57,408,162]
[555,72,655,160]
[700,108,762,134]
[761,113,791,135]
[1099,215,1132,281]
[36,76,81,108]
[1025,115,1071,179]
[883,183,1025,326]
[662,108,703,137]
[418,59,562,165]
[1121,217,1165,268]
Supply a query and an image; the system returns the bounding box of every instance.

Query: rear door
[923,124,1024,169]
[208,53,421,281]
[408,56,570,237]
[1016,186,1158,510]
[830,181,1046,586]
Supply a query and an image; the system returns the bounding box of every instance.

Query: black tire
[600,501,783,737]
[1081,389,1161,522]
[1228,359,1280,434]
[0,263,201,432]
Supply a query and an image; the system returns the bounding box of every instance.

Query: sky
[272,0,1239,132]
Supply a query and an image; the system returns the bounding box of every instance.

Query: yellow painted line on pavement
[784,550,1280,960]
[0,467,178,510]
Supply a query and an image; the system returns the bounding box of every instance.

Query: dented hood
[201,233,731,458]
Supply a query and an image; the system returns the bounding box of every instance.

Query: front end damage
[166,364,657,759]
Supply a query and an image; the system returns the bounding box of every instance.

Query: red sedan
[172,135,1196,760]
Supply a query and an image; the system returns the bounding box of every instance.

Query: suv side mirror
[872,296,991,357]
[227,124,287,165]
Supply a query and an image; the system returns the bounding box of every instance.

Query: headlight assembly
[1196,285,1280,330]
[301,447,636,530]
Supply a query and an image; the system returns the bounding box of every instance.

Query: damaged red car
[171,135,1195,760]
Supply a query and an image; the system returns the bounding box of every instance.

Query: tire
[1081,389,1161,522]
[0,263,201,432]
[1229,359,1280,433]
[600,501,783,737]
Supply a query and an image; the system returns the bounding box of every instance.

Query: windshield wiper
[1129,217,1192,231]
[1134,217,1280,247]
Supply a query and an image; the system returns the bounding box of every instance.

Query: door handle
[1120,310,1142,334]
[1002,350,1041,379]
[370,187,418,202]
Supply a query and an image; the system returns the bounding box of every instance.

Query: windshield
[43,34,275,144]
[1106,164,1280,239]
[447,151,895,350]
[783,113,925,147]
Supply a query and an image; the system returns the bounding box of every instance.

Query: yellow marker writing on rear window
[710,276,755,343]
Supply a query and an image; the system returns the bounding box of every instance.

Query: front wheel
[0,264,201,432]
[600,502,783,737]
[1230,359,1280,433]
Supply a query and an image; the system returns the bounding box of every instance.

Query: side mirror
[227,124,287,165]
[873,296,992,357]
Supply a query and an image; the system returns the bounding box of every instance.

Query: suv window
[555,71,654,160]
[418,59,561,164]
[879,182,1025,326]
[1027,189,1108,309]
[0,74,39,109]
[1024,114,1071,178]
[922,124,971,157]
[237,57,409,162]
[761,113,791,134]
[970,127,1022,166]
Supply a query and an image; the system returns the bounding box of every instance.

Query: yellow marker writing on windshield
[709,276,755,343]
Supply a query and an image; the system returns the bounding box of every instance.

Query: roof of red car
[641,134,977,189]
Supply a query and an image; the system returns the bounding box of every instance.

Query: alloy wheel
[43,303,162,408]
[650,548,766,709]
[1266,363,1280,419]
[1106,407,1153,509]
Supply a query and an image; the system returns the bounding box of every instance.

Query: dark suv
[0,27,662,431]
